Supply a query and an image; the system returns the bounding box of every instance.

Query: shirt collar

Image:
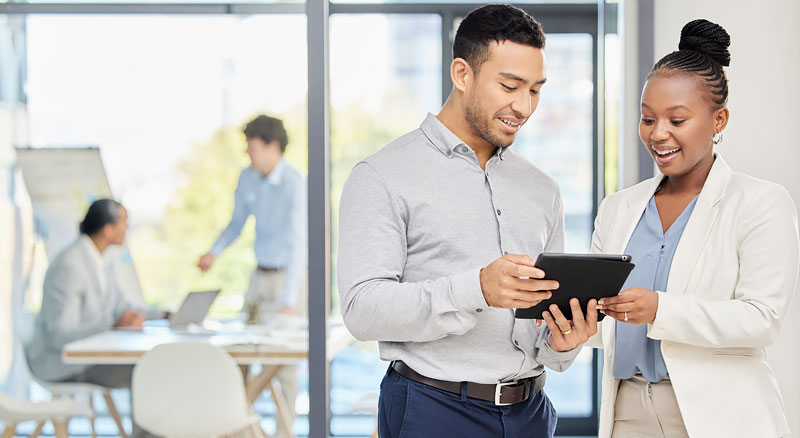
[265,158,285,185]
[419,113,507,160]
[420,113,466,158]
[81,234,107,268]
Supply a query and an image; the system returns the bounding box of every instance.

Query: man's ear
[451,58,473,94]
[267,140,281,152]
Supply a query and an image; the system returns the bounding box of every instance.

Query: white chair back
[132,342,256,438]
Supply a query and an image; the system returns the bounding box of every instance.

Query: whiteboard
[14,147,145,305]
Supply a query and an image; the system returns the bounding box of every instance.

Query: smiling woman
[590,19,799,438]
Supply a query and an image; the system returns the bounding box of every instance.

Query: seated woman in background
[27,198,164,438]
[590,19,798,438]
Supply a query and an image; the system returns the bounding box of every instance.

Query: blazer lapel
[609,177,664,254]
[78,238,105,298]
[600,176,661,352]
[666,154,732,294]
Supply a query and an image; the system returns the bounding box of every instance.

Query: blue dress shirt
[211,159,307,307]
[613,192,698,383]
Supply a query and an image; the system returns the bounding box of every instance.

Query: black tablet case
[514,253,635,321]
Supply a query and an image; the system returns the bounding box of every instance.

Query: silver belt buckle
[494,381,517,406]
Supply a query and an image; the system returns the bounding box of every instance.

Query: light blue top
[210,159,307,307]
[613,191,698,383]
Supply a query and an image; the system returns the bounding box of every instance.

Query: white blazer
[590,155,799,438]
[27,237,161,381]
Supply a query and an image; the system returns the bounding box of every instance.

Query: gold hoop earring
[712,132,724,145]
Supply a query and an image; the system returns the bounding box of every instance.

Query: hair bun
[678,19,730,67]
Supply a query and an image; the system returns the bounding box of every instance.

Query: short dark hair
[243,114,289,153]
[79,199,123,236]
[453,4,545,73]
[649,19,730,108]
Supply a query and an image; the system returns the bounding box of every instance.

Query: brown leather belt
[257,266,283,272]
[392,361,545,406]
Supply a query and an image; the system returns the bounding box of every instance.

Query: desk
[62,319,353,437]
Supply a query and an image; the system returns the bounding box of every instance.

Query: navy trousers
[378,365,557,438]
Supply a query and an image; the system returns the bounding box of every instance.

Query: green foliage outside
[129,87,426,317]
[131,106,308,317]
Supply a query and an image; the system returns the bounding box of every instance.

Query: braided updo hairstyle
[649,19,731,109]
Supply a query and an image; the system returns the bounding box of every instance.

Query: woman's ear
[714,107,730,134]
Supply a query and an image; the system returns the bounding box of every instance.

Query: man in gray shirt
[338,4,598,437]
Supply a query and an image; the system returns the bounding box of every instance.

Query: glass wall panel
[17,14,311,437]
[329,13,441,436]
[510,33,595,420]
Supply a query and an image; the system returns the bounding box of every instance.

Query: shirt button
[496,209,501,216]
[446,150,452,157]
[503,251,509,255]
[460,146,469,153]
[476,308,483,313]
[514,339,519,346]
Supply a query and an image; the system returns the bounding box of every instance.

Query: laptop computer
[169,290,220,330]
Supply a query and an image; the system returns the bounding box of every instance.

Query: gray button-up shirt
[338,113,581,384]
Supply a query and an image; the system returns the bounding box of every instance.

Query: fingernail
[598,300,605,305]
[552,282,559,289]
[546,292,552,298]
[596,305,604,310]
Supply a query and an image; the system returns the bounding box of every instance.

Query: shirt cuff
[537,335,582,372]
[449,269,489,314]
[209,244,224,258]
[144,306,167,320]
[647,291,673,340]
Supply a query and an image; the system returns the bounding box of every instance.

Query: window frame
[1,2,618,436]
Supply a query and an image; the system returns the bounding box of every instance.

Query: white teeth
[501,119,520,127]
[652,145,681,156]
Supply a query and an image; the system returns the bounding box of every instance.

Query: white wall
[650,1,800,435]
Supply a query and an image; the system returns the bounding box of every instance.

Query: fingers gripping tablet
[514,253,634,321]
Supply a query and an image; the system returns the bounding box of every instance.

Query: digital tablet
[514,253,634,321]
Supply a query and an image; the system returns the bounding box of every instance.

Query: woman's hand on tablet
[597,287,659,325]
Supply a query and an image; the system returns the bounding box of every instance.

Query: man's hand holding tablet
[479,253,604,351]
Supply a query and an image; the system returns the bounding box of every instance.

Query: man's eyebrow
[499,72,525,82]
[499,72,546,85]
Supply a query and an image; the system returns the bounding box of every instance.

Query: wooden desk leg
[245,366,281,404]
[1,424,16,438]
[245,365,282,438]
[53,420,69,438]
[103,392,128,438]
[268,380,293,438]
[245,365,296,438]
[89,393,97,438]
[250,422,268,438]
[30,421,46,438]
